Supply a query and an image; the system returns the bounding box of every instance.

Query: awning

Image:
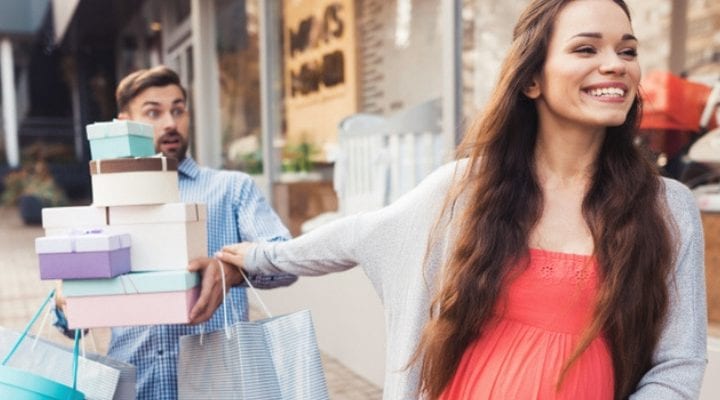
[51,0,80,43]
[0,0,51,36]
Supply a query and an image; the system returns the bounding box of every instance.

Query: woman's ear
[523,79,541,99]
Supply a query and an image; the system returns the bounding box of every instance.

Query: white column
[1,37,19,167]
[441,0,462,159]
[669,0,688,74]
[258,0,283,204]
[190,0,222,168]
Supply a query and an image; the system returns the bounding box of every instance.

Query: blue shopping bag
[0,290,85,400]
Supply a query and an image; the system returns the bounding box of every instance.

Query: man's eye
[171,108,186,117]
[145,110,159,118]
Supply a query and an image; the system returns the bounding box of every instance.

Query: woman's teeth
[587,87,625,97]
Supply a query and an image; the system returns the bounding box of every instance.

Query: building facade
[50,0,720,388]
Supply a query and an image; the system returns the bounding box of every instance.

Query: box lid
[108,202,207,225]
[89,156,178,175]
[41,206,108,229]
[35,232,131,254]
[62,270,199,297]
[86,119,153,140]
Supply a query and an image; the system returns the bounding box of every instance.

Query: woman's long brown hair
[414,1,675,399]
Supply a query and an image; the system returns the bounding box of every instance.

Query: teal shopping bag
[0,290,85,400]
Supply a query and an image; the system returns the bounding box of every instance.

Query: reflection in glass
[215,0,263,174]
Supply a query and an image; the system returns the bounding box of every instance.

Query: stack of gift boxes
[34,120,207,329]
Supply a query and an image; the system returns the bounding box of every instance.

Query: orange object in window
[640,71,715,133]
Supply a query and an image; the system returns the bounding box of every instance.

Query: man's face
[119,84,189,161]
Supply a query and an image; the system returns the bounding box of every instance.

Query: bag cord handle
[216,258,273,317]
[1,289,81,389]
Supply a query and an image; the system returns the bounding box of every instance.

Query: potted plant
[280,139,323,182]
[1,146,69,225]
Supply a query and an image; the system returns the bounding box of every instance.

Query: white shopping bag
[177,261,330,400]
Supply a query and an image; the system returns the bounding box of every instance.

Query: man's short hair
[115,66,187,112]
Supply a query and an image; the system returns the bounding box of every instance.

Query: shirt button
[157,350,164,356]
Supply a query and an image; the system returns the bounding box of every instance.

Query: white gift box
[42,206,108,236]
[42,203,207,271]
[90,157,180,207]
[107,203,208,271]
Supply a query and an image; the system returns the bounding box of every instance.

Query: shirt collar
[178,157,200,179]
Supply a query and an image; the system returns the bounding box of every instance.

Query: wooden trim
[89,157,178,175]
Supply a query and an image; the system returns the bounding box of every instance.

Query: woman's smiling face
[526,0,641,132]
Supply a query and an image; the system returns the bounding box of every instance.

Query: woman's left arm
[631,180,708,399]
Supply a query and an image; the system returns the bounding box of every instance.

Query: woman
[212,0,707,398]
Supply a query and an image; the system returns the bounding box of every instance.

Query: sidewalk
[0,205,382,399]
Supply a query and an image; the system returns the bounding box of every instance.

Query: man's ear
[117,111,129,120]
[523,78,541,99]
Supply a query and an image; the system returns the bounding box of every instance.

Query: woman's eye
[619,48,638,58]
[575,46,596,54]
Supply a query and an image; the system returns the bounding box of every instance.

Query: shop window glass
[168,0,192,29]
[215,0,263,173]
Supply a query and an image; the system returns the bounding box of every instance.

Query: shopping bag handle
[1,288,81,390]
[216,258,273,319]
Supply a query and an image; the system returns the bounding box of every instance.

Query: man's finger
[187,257,211,272]
[189,260,217,322]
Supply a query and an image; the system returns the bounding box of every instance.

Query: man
[58,65,296,399]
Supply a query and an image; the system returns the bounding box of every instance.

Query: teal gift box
[86,120,155,160]
[62,270,199,297]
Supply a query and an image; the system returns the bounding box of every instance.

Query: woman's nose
[599,52,627,75]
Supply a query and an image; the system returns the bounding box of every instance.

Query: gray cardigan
[246,161,708,399]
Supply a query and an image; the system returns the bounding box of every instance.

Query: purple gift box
[35,232,131,280]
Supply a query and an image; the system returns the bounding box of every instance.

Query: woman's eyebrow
[569,32,638,41]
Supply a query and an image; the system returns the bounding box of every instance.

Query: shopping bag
[83,352,136,400]
[177,262,330,400]
[0,289,85,399]
[0,327,137,400]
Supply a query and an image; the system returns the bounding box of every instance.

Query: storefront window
[116,0,163,79]
[168,0,192,31]
[215,0,263,173]
[357,0,442,115]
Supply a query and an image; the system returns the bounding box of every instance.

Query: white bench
[302,98,445,232]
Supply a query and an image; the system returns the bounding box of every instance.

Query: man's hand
[55,281,66,311]
[187,257,244,324]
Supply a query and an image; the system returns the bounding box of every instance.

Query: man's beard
[156,131,188,161]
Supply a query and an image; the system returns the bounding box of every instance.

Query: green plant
[282,140,317,173]
[239,150,264,175]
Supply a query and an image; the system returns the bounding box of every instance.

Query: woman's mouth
[585,87,626,98]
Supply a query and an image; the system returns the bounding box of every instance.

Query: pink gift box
[35,233,131,280]
[65,287,199,329]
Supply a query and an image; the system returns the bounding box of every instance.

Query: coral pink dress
[439,249,614,400]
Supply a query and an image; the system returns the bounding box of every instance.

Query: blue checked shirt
[106,157,294,399]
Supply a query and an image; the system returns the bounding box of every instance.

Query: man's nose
[161,111,177,131]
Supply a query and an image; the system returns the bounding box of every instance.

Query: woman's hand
[216,242,257,270]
